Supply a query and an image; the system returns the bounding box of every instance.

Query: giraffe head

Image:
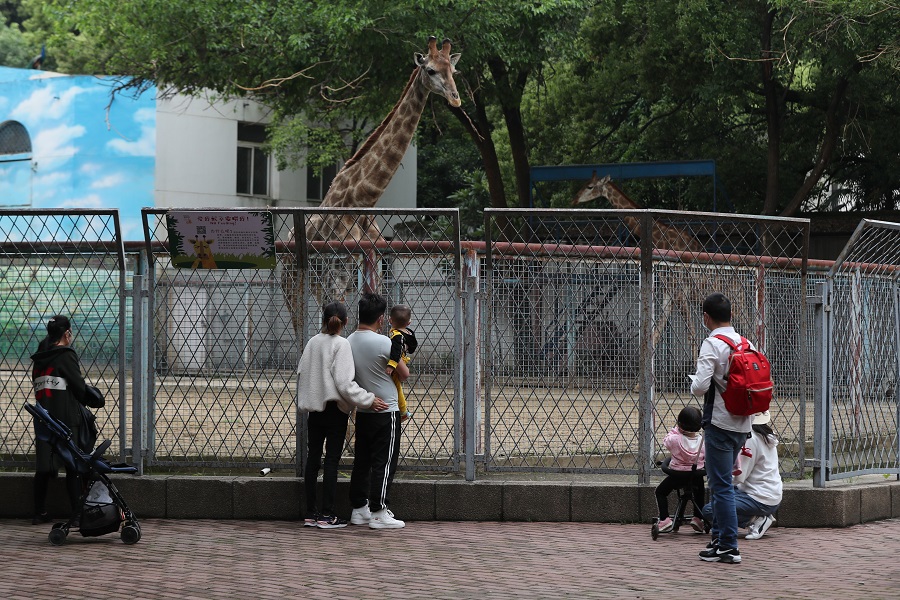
[188,236,215,260]
[571,172,613,206]
[414,36,461,107]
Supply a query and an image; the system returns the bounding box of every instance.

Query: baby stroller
[24,402,142,546]
[651,457,710,540]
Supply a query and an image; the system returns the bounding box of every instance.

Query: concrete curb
[5,472,900,526]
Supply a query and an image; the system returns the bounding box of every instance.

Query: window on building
[0,120,33,207]
[236,123,269,196]
[307,162,338,202]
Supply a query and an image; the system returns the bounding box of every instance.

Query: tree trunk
[450,98,507,210]
[780,70,856,216]
[488,59,532,209]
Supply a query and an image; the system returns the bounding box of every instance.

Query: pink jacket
[663,427,705,471]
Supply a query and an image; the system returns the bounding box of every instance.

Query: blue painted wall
[0,66,156,238]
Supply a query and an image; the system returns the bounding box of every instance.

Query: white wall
[154,94,417,210]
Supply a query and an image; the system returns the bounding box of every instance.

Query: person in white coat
[702,410,782,539]
[297,302,387,529]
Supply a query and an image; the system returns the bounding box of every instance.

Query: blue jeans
[703,424,748,549]
[702,488,779,528]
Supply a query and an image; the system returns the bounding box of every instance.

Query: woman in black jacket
[30,315,100,524]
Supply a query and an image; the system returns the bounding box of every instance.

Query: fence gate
[815,219,900,484]
[482,208,809,482]
[0,210,128,467]
[141,207,462,473]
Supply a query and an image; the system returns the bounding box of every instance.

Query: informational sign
[166,211,276,269]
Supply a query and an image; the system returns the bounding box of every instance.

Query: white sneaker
[350,505,371,525]
[745,515,775,540]
[368,508,405,529]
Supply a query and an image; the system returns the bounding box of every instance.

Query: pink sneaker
[657,517,674,533]
[690,516,705,533]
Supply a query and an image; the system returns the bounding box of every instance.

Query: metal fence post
[894,281,900,480]
[295,210,308,478]
[462,248,480,481]
[638,212,655,484]
[131,273,145,475]
[813,280,831,487]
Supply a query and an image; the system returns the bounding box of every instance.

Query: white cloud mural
[90,173,128,189]
[107,107,156,156]
[10,84,93,125]
[0,67,156,239]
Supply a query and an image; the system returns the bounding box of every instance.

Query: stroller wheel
[121,524,140,545]
[48,527,67,546]
[651,522,659,541]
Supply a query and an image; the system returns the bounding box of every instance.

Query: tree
[0,22,30,68]
[42,0,593,210]
[522,0,900,215]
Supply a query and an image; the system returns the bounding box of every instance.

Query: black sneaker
[303,513,319,527]
[31,513,52,525]
[316,514,349,529]
[699,545,741,563]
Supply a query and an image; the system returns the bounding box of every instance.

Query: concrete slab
[859,484,892,523]
[503,482,570,522]
[167,476,235,519]
[777,487,859,527]
[233,477,301,520]
[571,483,640,522]
[391,480,436,521]
[110,474,168,518]
[435,481,502,521]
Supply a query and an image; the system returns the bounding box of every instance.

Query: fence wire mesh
[0,210,126,468]
[483,209,809,478]
[823,220,900,478]
[141,208,461,471]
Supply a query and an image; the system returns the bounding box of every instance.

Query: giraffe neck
[602,182,641,210]
[320,68,429,208]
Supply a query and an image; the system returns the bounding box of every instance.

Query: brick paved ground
[2,518,898,599]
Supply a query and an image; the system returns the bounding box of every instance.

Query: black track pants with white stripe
[349,411,402,513]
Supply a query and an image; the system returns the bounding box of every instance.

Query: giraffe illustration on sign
[281,36,462,335]
[188,236,218,269]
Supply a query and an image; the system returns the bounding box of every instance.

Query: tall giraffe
[571,172,714,361]
[282,36,462,335]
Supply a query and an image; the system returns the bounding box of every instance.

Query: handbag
[84,385,105,408]
[76,404,99,452]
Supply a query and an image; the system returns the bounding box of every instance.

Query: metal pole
[894,281,900,478]
[131,274,145,475]
[294,210,307,478]
[638,212,655,484]
[462,248,480,481]
[813,280,831,487]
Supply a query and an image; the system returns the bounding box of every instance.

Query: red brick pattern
[2,518,899,598]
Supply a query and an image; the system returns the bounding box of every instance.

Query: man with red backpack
[690,292,772,564]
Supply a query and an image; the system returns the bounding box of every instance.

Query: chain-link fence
[482,209,810,481]
[140,208,461,472]
[815,220,900,482]
[16,207,900,487]
[0,210,128,468]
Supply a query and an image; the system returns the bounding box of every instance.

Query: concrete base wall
[5,473,900,527]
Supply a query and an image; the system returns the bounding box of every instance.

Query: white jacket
[733,429,783,506]
[690,326,753,434]
[296,333,375,414]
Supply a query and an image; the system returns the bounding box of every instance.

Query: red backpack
[713,335,774,416]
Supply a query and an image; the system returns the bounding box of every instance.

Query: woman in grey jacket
[297,302,387,529]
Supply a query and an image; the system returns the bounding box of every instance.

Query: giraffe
[571,172,748,386]
[281,36,462,335]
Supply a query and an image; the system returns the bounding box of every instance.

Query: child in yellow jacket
[385,304,418,421]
